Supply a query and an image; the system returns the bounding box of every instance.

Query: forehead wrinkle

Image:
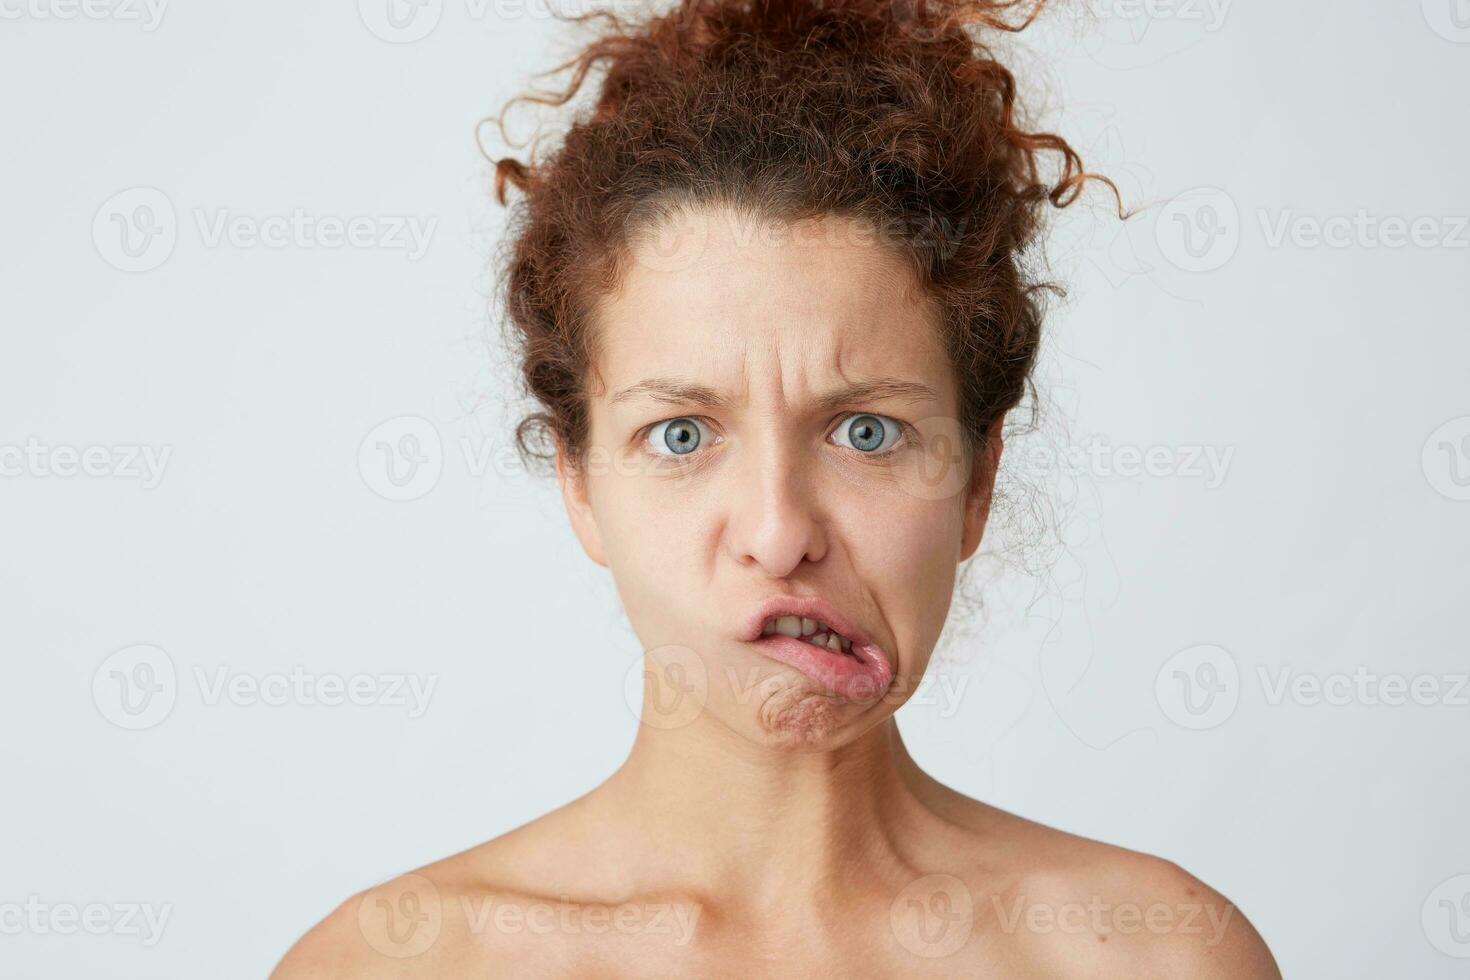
[597,211,945,417]
[737,304,942,420]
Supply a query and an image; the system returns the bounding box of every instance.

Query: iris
[846,415,885,452]
[663,418,700,455]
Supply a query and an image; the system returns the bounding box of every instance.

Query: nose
[724,435,828,579]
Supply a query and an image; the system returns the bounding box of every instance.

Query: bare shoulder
[940,796,1281,978]
[269,796,702,979]
[270,820,588,979]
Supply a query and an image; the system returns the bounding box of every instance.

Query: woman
[276,0,1280,974]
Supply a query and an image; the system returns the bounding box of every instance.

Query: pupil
[849,415,884,452]
[665,419,699,455]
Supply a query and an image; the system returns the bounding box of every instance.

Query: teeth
[761,614,856,655]
[801,631,842,654]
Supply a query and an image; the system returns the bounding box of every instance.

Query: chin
[738,673,884,750]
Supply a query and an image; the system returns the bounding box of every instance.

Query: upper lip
[743,594,881,656]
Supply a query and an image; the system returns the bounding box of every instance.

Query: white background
[2,1,1467,976]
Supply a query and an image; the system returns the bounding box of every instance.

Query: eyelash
[640,413,912,462]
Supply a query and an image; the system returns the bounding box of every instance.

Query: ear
[958,418,1004,563]
[555,437,609,568]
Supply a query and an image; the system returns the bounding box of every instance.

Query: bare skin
[273,206,1280,978]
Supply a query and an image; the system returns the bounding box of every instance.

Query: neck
[591,711,957,912]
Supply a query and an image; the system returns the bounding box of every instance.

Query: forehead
[589,206,951,402]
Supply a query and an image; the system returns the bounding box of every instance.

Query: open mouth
[760,615,855,657]
[744,596,894,701]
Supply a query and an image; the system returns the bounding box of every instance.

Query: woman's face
[557,205,999,750]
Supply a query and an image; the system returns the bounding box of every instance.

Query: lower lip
[748,634,894,702]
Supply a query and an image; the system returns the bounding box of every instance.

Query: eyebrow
[608,376,939,411]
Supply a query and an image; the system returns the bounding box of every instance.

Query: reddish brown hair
[486,0,1118,474]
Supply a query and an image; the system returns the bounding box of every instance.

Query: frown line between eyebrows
[608,377,939,412]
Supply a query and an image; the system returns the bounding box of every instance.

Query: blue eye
[646,417,710,456]
[831,413,903,454]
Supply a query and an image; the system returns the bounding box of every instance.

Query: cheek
[592,468,709,564]
[585,468,716,644]
[842,491,965,661]
[842,468,965,564]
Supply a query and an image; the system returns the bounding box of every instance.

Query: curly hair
[485,0,1119,476]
